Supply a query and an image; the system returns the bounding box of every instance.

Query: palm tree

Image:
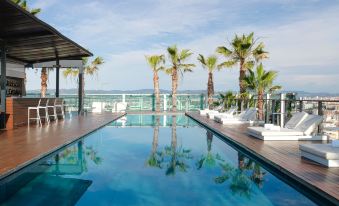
[145,55,165,112]
[196,130,224,170]
[146,116,162,168]
[216,32,268,96]
[160,116,192,176]
[242,63,281,120]
[166,45,195,112]
[63,57,104,100]
[12,0,41,15]
[40,68,48,97]
[197,54,218,109]
[218,91,236,110]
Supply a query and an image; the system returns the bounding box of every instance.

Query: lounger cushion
[300,144,339,160]
[199,109,211,115]
[245,109,257,121]
[285,112,308,129]
[248,127,303,136]
[295,115,323,135]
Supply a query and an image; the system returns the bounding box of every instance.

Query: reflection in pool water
[0,115,317,206]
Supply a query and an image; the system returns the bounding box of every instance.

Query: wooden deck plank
[186,112,339,205]
[0,112,124,179]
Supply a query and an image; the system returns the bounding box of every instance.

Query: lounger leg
[37,108,41,126]
[28,109,30,125]
[46,108,50,124]
[53,107,57,121]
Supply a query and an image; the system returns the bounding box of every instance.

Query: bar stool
[28,99,42,125]
[39,98,50,124]
[46,98,57,121]
[55,98,65,119]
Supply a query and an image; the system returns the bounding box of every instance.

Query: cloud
[25,0,339,94]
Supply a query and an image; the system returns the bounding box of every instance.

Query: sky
[26,0,339,93]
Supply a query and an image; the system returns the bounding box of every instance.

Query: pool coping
[186,112,339,206]
[0,113,125,181]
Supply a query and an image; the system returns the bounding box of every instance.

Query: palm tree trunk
[153,71,161,112]
[238,152,245,171]
[207,72,214,109]
[238,60,246,111]
[239,60,246,94]
[257,90,264,120]
[171,68,178,112]
[171,115,177,149]
[152,116,160,154]
[40,67,48,97]
[206,130,213,152]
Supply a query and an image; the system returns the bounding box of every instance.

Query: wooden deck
[186,112,339,205]
[0,112,124,179]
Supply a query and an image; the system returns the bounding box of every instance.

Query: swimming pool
[0,115,318,206]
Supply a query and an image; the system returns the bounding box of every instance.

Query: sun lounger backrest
[238,108,249,119]
[284,112,308,129]
[295,115,323,135]
[246,109,258,121]
[213,105,223,111]
[241,108,257,120]
[226,107,236,115]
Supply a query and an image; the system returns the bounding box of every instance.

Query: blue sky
[26,0,339,93]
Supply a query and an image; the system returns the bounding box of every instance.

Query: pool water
[0,115,317,206]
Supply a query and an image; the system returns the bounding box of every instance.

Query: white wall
[0,63,26,78]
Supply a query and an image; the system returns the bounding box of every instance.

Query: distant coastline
[26,89,339,97]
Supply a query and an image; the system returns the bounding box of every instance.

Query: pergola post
[78,64,84,115]
[0,41,7,129]
[55,58,60,97]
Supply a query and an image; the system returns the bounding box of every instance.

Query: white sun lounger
[214,108,257,124]
[199,105,222,116]
[247,112,327,141]
[206,107,236,119]
[300,143,339,167]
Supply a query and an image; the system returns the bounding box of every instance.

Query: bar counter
[5,97,62,129]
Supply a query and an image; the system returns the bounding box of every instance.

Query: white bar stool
[47,98,58,121]
[28,99,42,125]
[39,98,50,124]
[55,98,65,119]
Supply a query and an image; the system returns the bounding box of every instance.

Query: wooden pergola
[0,0,92,127]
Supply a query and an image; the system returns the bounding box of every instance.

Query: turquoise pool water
[0,115,318,206]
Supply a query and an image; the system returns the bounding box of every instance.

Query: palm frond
[216,46,232,57]
[217,60,237,70]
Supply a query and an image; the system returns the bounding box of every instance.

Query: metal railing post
[265,94,270,123]
[318,101,323,116]
[163,94,167,111]
[200,94,204,110]
[299,97,303,112]
[318,101,323,134]
[280,93,286,127]
[272,99,276,124]
[152,93,155,111]
[122,94,126,103]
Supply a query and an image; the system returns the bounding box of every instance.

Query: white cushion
[115,102,127,112]
[300,144,339,160]
[199,109,211,115]
[92,102,105,113]
[285,112,308,129]
[295,115,323,135]
[248,127,303,136]
[245,109,257,121]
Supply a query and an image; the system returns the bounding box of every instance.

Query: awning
[0,0,92,64]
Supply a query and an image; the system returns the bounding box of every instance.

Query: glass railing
[27,93,206,112]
